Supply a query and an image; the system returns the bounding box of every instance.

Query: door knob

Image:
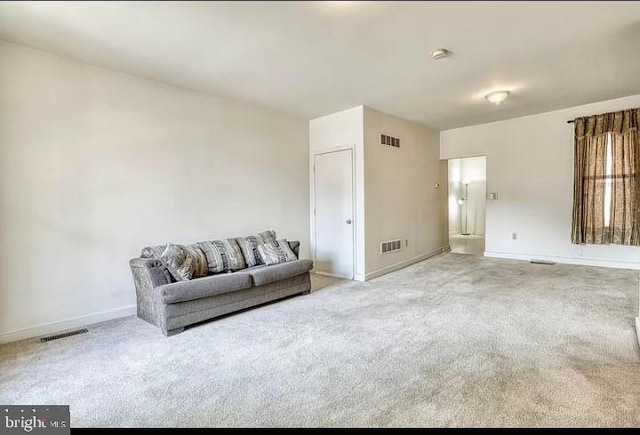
[346,219,352,224]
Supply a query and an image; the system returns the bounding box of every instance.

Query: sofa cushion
[141,243,208,282]
[197,239,247,274]
[243,259,313,287]
[157,273,252,304]
[257,239,298,266]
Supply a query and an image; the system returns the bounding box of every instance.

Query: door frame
[446,154,488,255]
[310,145,357,280]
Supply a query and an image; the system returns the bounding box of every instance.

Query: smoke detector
[431,48,451,60]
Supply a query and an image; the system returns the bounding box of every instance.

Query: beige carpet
[1,253,639,427]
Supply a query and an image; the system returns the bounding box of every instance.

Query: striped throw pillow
[256,239,298,266]
[197,238,247,274]
[236,230,277,267]
[235,235,263,268]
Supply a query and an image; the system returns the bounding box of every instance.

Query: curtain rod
[567,120,575,124]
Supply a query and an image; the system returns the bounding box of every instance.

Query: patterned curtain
[610,110,640,245]
[571,108,639,246]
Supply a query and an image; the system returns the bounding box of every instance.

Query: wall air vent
[380,239,403,254]
[380,133,400,148]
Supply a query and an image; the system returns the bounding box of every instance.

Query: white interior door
[314,149,354,279]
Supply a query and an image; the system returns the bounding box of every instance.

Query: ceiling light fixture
[485,90,510,105]
[431,48,451,60]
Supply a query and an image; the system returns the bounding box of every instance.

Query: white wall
[0,41,310,343]
[310,106,448,281]
[363,107,447,278]
[441,94,640,270]
[309,106,365,279]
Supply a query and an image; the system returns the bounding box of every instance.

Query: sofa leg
[163,327,185,337]
[301,290,311,295]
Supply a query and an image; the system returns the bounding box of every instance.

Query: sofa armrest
[130,258,172,287]
[129,257,172,327]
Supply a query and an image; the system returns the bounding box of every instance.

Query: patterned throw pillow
[235,235,263,268]
[197,238,247,274]
[141,243,208,282]
[236,230,277,267]
[257,229,276,244]
[256,239,298,266]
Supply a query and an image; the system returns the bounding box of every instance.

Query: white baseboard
[313,270,352,280]
[484,251,640,270]
[364,246,449,281]
[0,305,137,344]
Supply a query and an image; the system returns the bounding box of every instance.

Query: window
[571,109,639,246]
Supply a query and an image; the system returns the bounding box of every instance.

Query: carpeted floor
[1,253,639,427]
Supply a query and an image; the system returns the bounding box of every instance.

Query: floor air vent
[381,239,403,254]
[530,259,556,265]
[40,328,89,342]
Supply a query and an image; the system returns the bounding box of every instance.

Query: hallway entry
[447,156,486,255]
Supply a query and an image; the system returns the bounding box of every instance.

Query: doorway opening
[447,156,486,255]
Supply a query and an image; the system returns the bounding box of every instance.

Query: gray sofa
[130,241,312,336]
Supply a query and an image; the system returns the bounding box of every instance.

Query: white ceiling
[1,1,639,130]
